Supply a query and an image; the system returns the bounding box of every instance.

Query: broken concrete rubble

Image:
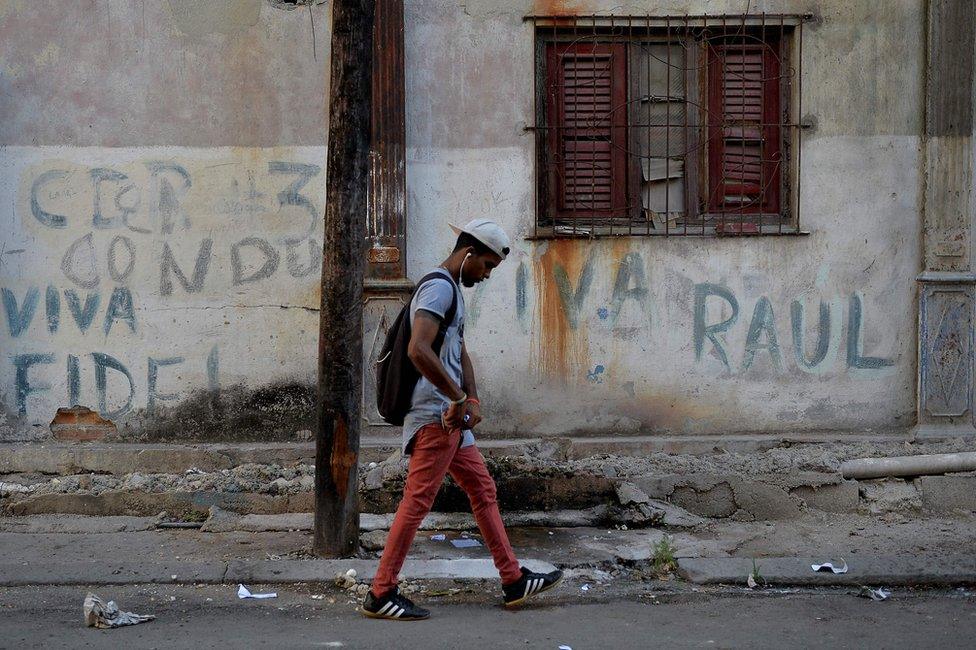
[610,481,704,528]
[3,438,976,523]
[790,483,860,513]
[859,479,923,515]
[360,529,388,551]
[613,481,648,506]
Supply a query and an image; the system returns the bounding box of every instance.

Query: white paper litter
[857,586,890,601]
[811,560,848,574]
[430,534,446,541]
[450,538,481,548]
[558,645,573,650]
[747,574,759,589]
[581,584,590,592]
[238,584,277,599]
[84,592,155,629]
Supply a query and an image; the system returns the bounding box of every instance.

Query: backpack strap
[414,271,458,352]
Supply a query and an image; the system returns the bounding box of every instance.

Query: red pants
[371,424,522,597]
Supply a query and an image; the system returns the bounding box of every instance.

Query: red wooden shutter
[707,40,781,216]
[546,42,628,220]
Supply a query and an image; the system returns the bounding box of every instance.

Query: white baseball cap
[449,218,511,260]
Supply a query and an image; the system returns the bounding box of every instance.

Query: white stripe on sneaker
[377,602,395,616]
[393,606,404,618]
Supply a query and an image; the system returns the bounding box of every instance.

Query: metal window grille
[528,13,812,238]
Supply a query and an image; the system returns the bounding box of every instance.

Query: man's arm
[408,310,467,427]
[460,342,482,428]
[460,342,477,399]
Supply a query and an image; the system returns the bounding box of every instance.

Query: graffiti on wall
[2,155,324,419]
[693,283,895,374]
[513,240,896,381]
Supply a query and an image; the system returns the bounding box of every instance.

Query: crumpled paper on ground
[84,593,155,629]
[238,584,277,599]
[857,586,890,601]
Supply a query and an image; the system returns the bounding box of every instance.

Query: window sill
[526,225,811,240]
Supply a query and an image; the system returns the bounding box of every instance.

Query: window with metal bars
[531,15,808,237]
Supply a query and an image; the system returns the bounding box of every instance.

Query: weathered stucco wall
[402,0,924,437]
[0,0,330,440]
[1,0,926,440]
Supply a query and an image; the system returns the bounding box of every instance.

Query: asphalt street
[1,584,974,649]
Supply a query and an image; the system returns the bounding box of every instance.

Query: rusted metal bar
[771,12,776,233]
[315,0,374,558]
[701,12,707,237]
[524,13,815,25]
[665,15,671,235]
[645,14,652,236]
[626,14,635,236]
[795,15,803,232]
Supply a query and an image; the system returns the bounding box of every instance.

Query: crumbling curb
[0,558,559,588]
[200,507,619,533]
[677,556,976,587]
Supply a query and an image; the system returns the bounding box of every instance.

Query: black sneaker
[503,566,564,607]
[360,587,430,621]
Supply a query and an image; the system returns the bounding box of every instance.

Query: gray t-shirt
[402,268,476,455]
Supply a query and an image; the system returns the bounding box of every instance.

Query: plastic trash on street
[83,593,155,629]
[450,538,481,548]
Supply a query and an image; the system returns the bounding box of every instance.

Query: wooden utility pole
[314,0,375,557]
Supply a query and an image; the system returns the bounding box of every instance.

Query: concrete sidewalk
[3,511,976,588]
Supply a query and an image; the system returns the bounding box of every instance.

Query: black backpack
[375,272,459,426]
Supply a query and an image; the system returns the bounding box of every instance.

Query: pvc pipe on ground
[841,452,976,480]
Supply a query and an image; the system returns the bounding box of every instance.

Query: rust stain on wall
[532,0,584,17]
[620,390,719,434]
[533,239,590,381]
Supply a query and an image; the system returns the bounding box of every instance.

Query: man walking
[361,219,563,621]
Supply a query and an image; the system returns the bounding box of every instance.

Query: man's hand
[442,399,467,429]
[465,399,482,429]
